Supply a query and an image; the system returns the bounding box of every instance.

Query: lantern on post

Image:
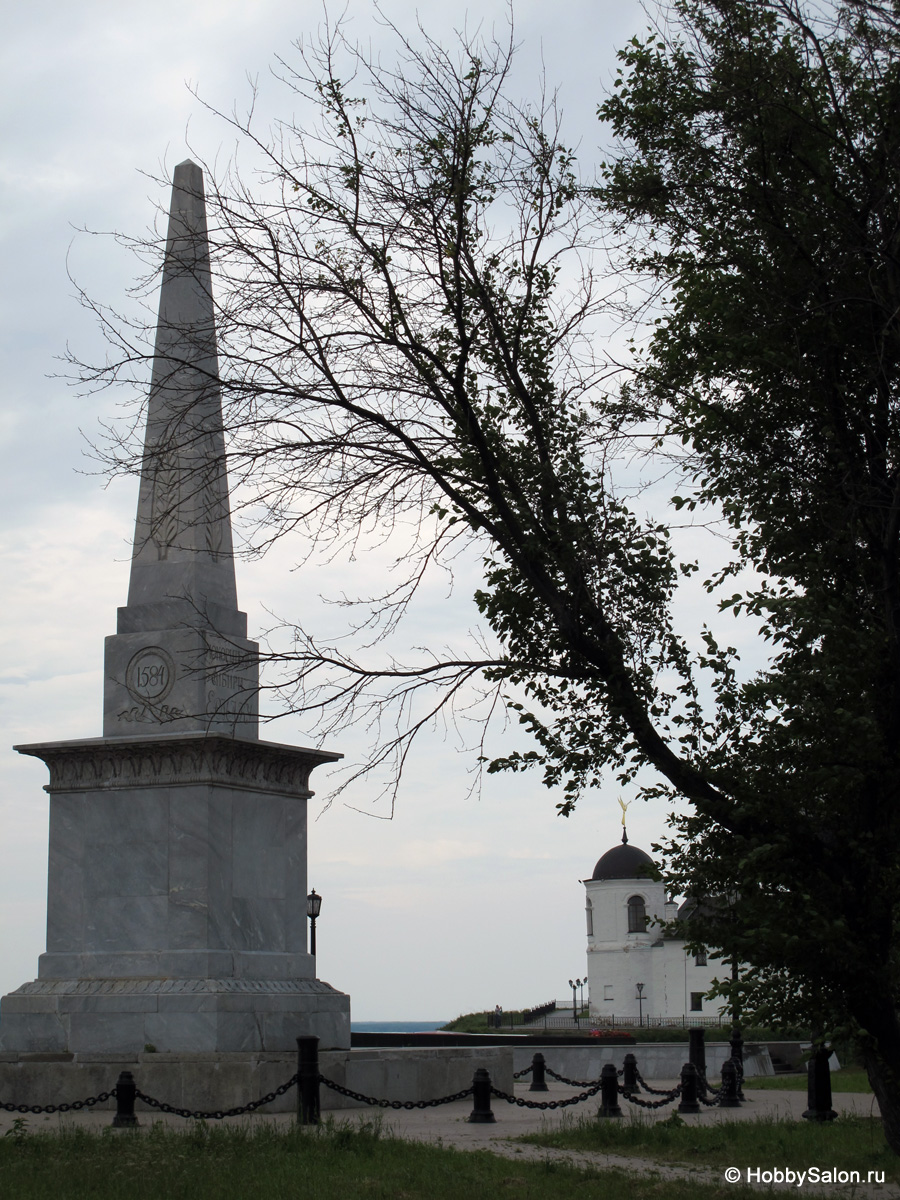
[307,889,322,957]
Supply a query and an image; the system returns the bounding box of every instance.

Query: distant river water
[351,1021,448,1033]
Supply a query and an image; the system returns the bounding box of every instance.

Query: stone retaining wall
[0,1046,514,1115]
[510,1042,773,1080]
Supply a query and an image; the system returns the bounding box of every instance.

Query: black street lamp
[307,889,322,957]
[636,981,645,1027]
[569,978,585,1028]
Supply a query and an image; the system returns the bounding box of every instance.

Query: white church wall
[584,842,735,1025]
[585,874,669,1022]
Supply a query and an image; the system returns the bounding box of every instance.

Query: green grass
[440,1010,526,1033]
[440,1009,584,1033]
[0,1118,769,1199]
[522,1111,897,1181]
[743,1067,872,1093]
[439,1013,810,1043]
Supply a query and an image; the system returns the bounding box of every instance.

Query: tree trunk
[852,996,900,1153]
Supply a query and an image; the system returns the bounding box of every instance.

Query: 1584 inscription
[119,647,184,723]
[126,647,176,702]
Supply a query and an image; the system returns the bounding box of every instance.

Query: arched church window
[585,899,593,937]
[627,895,647,933]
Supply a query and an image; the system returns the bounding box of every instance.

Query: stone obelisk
[0,161,351,1054]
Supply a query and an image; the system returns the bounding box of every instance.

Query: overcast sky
[0,0,723,1023]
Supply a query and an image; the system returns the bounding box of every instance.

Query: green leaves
[597,0,900,1046]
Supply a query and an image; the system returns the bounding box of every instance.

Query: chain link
[318,1076,473,1109]
[1,1090,113,1115]
[620,1085,683,1110]
[512,1065,534,1079]
[698,1073,722,1096]
[134,1073,298,1121]
[490,1080,603,1110]
[543,1067,597,1088]
[634,1069,681,1096]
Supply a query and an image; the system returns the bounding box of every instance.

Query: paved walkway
[1,1078,894,1196]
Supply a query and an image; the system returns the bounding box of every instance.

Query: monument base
[0,1047,514,1113]
[0,978,350,1053]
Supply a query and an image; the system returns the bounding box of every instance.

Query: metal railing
[590,1014,732,1029]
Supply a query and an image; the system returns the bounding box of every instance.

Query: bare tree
[79,19,674,809]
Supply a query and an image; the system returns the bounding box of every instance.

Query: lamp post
[578,978,585,1013]
[569,978,585,1027]
[636,981,645,1027]
[307,889,322,957]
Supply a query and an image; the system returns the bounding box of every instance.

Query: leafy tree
[81,2,900,1145]
[599,0,900,1146]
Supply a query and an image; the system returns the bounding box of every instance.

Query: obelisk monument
[0,161,351,1053]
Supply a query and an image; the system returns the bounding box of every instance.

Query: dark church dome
[591,831,656,881]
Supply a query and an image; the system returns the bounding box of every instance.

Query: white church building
[584,831,732,1025]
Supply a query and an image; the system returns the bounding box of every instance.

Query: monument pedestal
[0,734,350,1053]
[0,979,349,1055]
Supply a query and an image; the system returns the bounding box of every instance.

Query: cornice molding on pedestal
[10,978,344,997]
[14,735,340,798]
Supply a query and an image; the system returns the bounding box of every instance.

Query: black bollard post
[689,1027,708,1098]
[296,1035,321,1125]
[802,1045,837,1122]
[111,1070,139,1128]
[468,1067,496,1123]
[729,1025,745,1100]
[718,1058,741,1108]
[622,1052,638,1095]
[529,1052,549,1093]
[678,1062,702,1114]
[597,1063,623,1118]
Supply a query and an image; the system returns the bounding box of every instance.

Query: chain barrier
[543,1067,597,1089]
[699,1073,722,1096]
[318,1076,473,1110]
[697,1091,721,1107]
[1,1090,114,1116]
[2,1057,722,1122]
[634,1069,681,1097]
[619,1085,682,1110]
[490,1081,603,1110]
[134,1074,298,1122]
